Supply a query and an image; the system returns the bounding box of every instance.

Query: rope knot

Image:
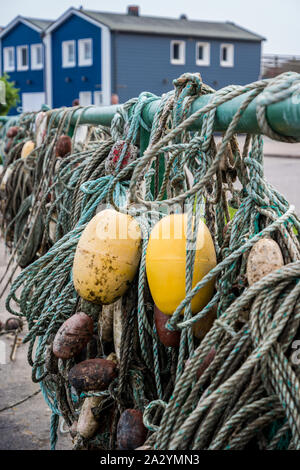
[173,73,203,98]
[171,172,185,190]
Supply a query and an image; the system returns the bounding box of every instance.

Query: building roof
[0,15,53,39]
[81,10,265,41]
[24,17,53,30]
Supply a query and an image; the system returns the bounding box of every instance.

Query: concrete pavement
[0,244,72,450]
[263,137,300,159]
[264,156,300,214]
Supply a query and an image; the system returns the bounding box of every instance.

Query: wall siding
[51,14,102,108]
[112,32,261,102]
[1,22,45,114]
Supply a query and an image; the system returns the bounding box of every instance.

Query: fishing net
[1,71,300,450]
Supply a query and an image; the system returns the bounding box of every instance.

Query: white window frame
[62,40,76,68]
[31,44,43,70]
[195,42,210,66]
[220,43,234,67]
[170,40,185,65]
[79,91,92,106]
[94,91,103,106]
[78,38,93,67]
[17,45,29,71]
[22,92,46,112]
[3,46,15,72]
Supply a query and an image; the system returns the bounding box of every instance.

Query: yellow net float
[146,213,217,315]
[21,140,35,159]
[73,208,142,304]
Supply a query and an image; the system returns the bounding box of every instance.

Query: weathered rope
[0,71,299,450]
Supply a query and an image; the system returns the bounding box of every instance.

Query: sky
[0,0,299,56]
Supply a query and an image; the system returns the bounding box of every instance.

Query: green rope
[1,71,300,450]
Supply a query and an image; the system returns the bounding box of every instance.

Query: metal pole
[53,90,300,138]
[3,88,300,138]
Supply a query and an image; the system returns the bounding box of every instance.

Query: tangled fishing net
[1,71,300,450]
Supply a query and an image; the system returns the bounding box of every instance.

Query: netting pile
[1,71,300,450]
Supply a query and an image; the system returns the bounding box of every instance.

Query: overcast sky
[1,0,299,55]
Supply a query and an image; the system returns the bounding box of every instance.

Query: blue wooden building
[45,6,264,108]
[44,8,111,108]
[0,16,52,114]
[0,7,265,112]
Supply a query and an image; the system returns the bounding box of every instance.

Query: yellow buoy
[21,140,35,158]
[146,214,217,315]
[73,209,142,304]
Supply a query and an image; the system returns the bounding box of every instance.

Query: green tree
[0,73,20,115]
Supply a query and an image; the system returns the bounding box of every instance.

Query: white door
[22,92,46,112]
[79,91,92,106]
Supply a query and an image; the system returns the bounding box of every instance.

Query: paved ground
[257,137,300,215]
[217,136,300,214]
[0,139,299,451]
[0,244,72,450]
[264,156,300,214]
[263,137,300,159]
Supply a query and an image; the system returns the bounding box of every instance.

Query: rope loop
[143,400,167,432]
